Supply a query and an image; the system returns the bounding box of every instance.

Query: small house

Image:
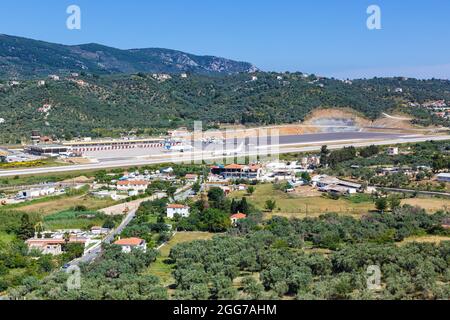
[114,238,147,253]
[167,204,190,219]
[231,213,247,225]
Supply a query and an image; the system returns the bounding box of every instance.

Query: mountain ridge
[0,34,258,79]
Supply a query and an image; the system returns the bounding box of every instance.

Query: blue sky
[0,0,449,79]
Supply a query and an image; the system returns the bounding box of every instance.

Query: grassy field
[399,235,450,245]
[43,210,109,230]
[401,198,450,213]
[0,171,98,188]
[8,195,117,216]
[146,232,215,287]
[230,184,375,219]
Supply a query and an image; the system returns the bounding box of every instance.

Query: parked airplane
[213,143,245,156]
[164,143,193,152]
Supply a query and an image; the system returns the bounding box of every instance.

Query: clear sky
[0,0,449,79]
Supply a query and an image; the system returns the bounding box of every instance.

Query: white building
[48,74,60,81]
[312,175,362,194]
[26,237,87,256]
[17,186,57,199]
[116,180,149,192]
[37,80,46,86]
[0,118,4,124]
[91,226,110,235]
[230,213,247,226]
[167,204,190,219]
[436,173,450,183]
[387,147,399,156]
[184,174,199,182]
[114,238,147,253]
[91,190,121,201]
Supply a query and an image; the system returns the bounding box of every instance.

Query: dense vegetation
[1,72,450,143]
[9,206,450,300]
[0,210,82,292]
[8,245,167,300]
[0,34,256,79]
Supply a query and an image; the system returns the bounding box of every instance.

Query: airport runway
[1,133,449,177]
[85,131,404,160]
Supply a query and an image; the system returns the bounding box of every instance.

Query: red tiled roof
[26,238,87,245]
[231,213,247,220]
[225,164,244,170]
[167,204,189,209]
[114,238,144,246]
[117,180,149,186]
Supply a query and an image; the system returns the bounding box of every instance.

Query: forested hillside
[1,72,450,143]
[0,34,257,79]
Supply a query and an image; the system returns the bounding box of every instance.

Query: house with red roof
[26,236,87,256]
[114,237,147,253]
[230,212,247,225]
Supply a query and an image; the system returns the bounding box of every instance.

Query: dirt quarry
[196,108,428,140]
[182,107,450,143]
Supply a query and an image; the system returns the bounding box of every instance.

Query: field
[146,232,215,287]
[401,197,450,212]
[230,184,375,219]
[0,171,98,187]
[0,158,67,170]
[43,210,109,230]
[399,235,450,245]
[7,194,117,216]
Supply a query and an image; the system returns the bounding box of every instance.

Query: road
[67,207,137,266]
[1,134,450,178]
[67,188,190,267]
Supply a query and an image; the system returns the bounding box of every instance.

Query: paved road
[67,207,137,266]
[1,134,450,178]
[67,188,189,267]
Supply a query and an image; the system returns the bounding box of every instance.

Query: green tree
[202,209,231,232]
[301,172,311,183]
[192,182,201,194]
[102,218,116,229]
[388,195,401,211]
[242,277,264,300]
[375,197,388,213]
[208,187,226,209]
[265,199,277,212]
[17,213,35,240]
[320,145,329,166]
[167,186,177,200]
